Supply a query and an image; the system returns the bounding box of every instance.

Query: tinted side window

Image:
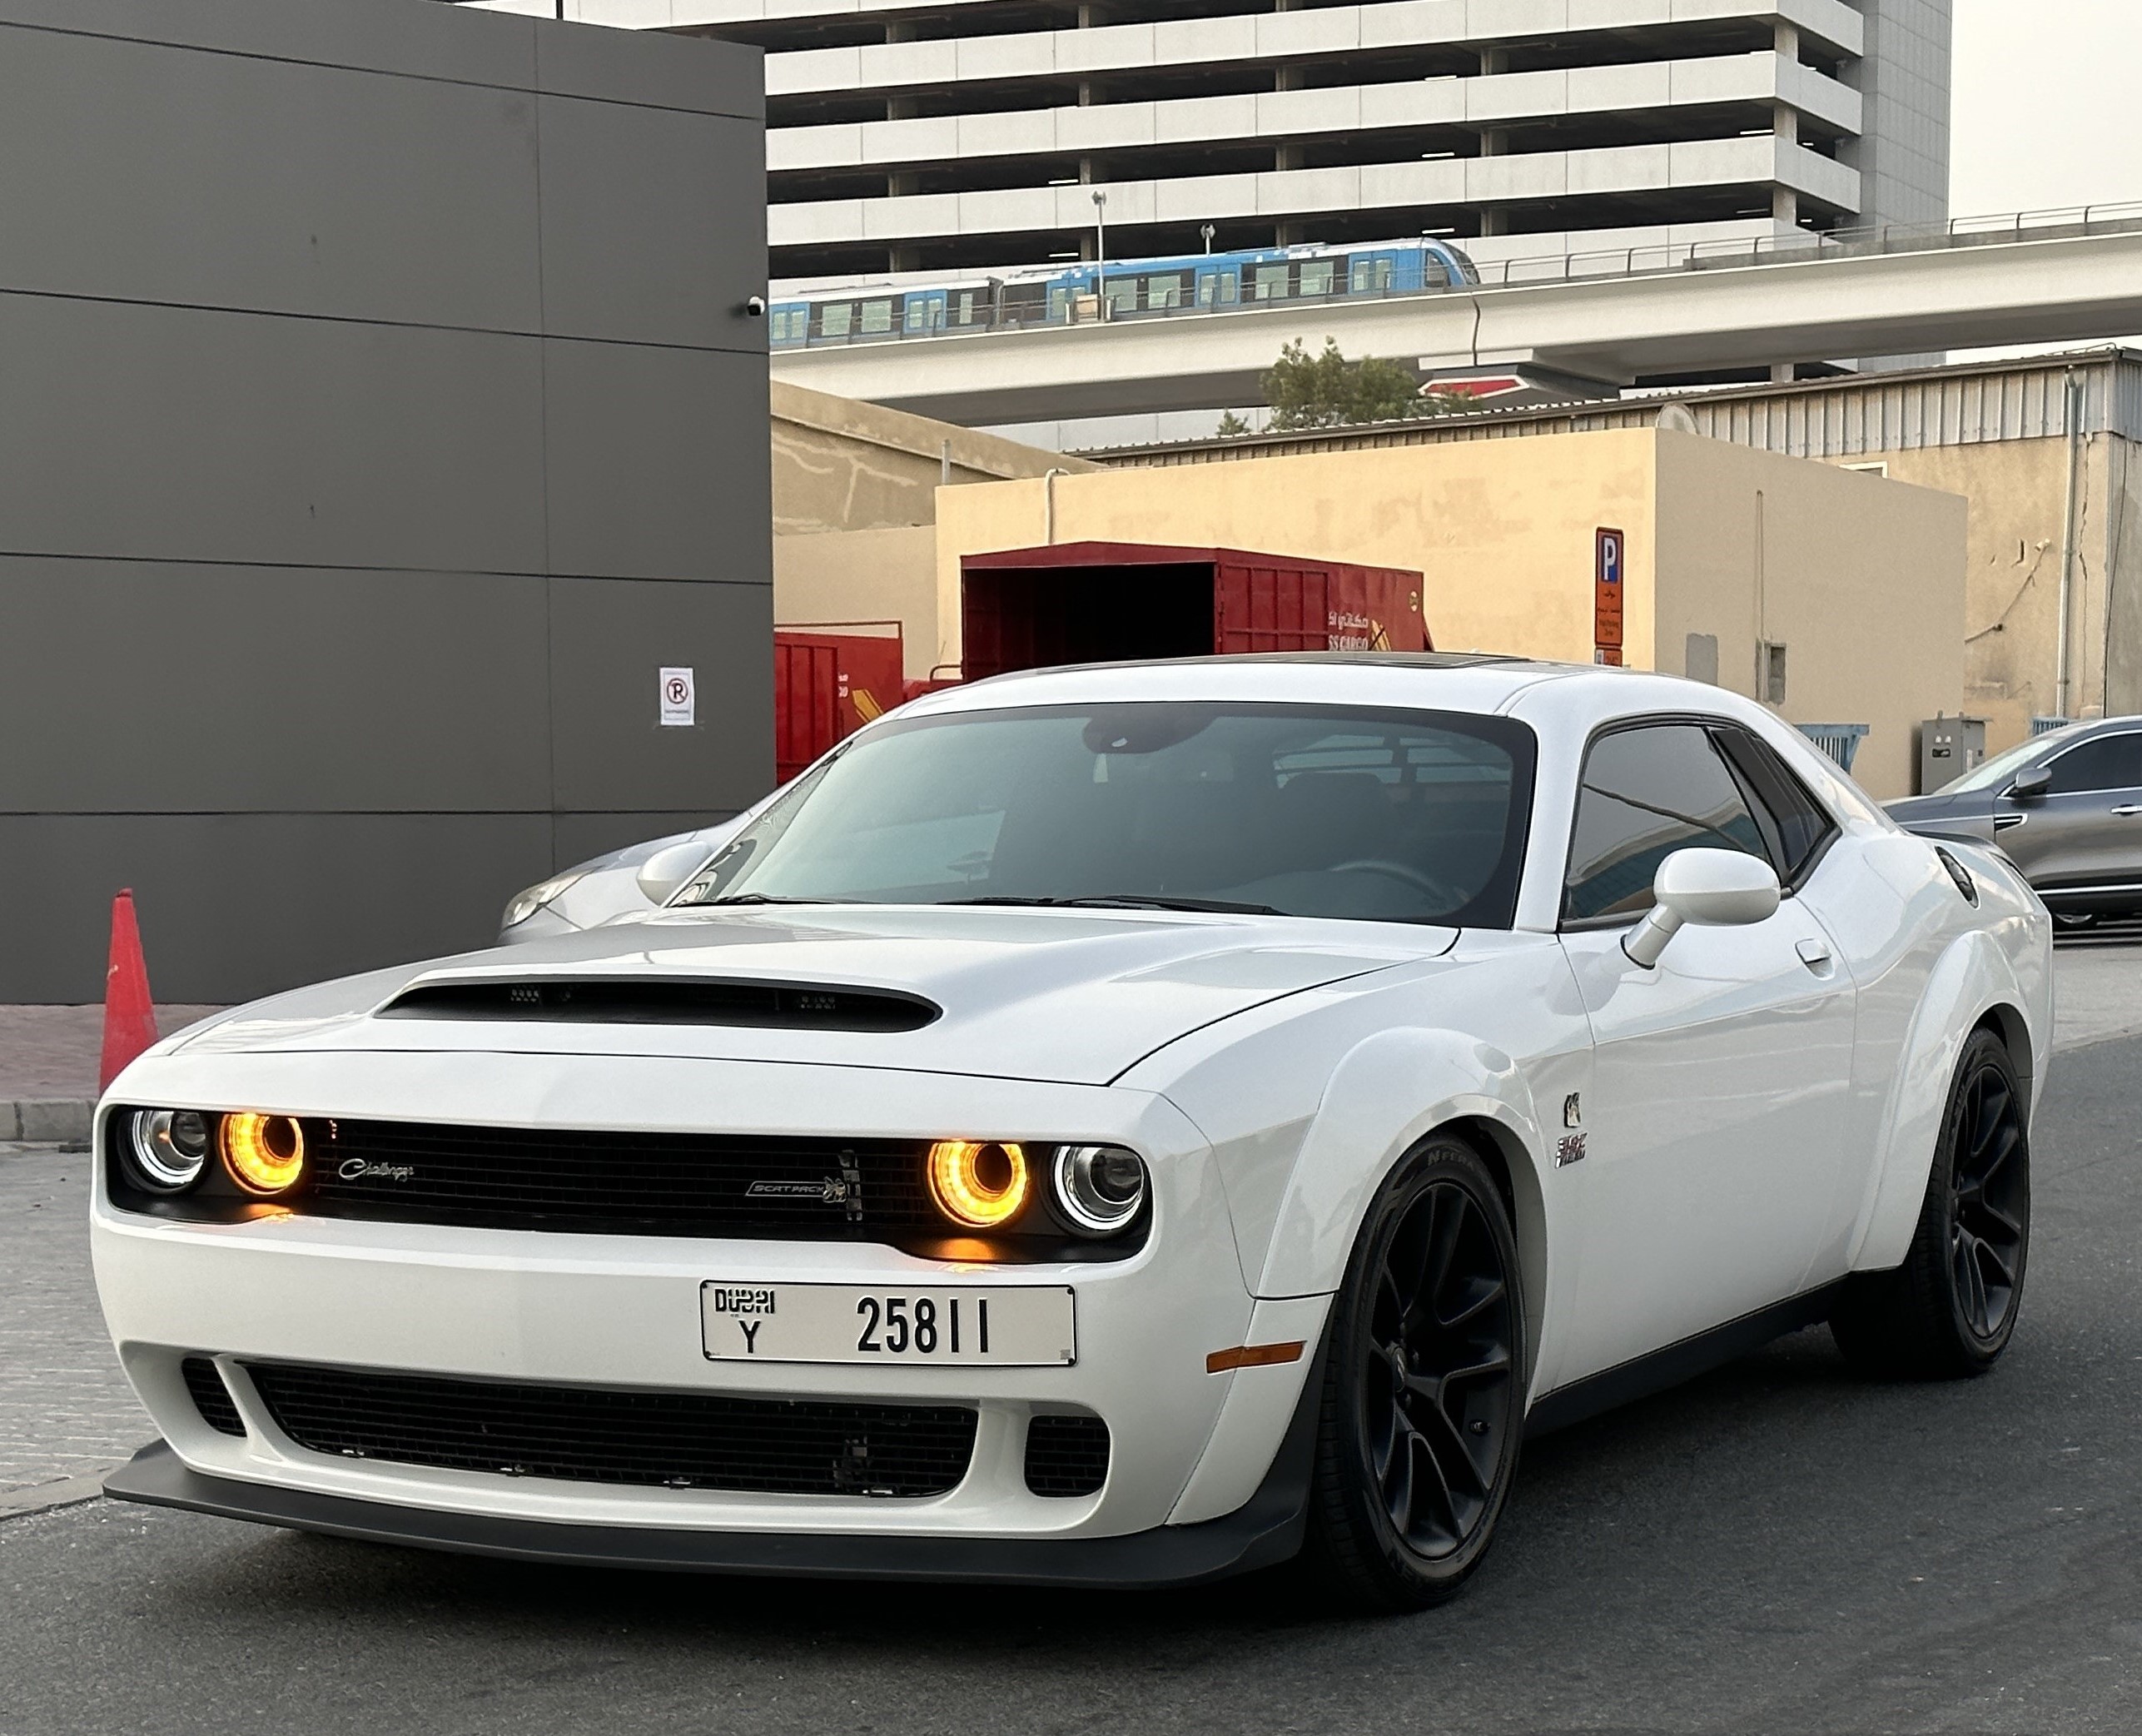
[1564,724,1768,922]
[1716,728,1838,882]
[2046,733,2142,795]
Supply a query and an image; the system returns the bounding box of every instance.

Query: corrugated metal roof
[1093,348,2142,469]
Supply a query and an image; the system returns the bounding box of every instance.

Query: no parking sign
[659,667,696,727]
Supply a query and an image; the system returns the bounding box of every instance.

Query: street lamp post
[1091,188,1108,319]
[1200,223,1216,255]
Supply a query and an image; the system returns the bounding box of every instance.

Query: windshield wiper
[946,894,1283,916]
[696,893,836,907]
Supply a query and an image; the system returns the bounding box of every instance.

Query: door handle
[2112,804,2142,818]
[1796,938,1833,971]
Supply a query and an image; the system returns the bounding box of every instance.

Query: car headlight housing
[1051,1144,1148,1236]
[123,1108,212,1193]
[927,1140,1032,1229]
[219,1112,307,1196]
[501,871,584,930]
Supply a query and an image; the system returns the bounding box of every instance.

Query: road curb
[2,1100,93,1147]
[0,1470,110,1520]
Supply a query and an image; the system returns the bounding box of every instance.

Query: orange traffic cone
[99,889,159,1092]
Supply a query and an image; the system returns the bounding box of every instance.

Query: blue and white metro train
[768,237,1481,347]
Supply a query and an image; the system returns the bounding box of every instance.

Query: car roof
[894,652,1731,722]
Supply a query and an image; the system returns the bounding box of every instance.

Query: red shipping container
[773,627,906,783]
[957,541,1429,680]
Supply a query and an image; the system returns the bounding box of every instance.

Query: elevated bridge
[768,207,2142,426]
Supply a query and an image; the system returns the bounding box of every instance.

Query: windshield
[1940,722,2090,794]
[678,703,1537,927]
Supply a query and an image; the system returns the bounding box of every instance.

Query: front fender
[1846,928,2035,1273]
[1249,1028,1560,1367]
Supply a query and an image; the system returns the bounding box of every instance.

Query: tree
[1260,337,1455,430]
[1214,410,1254,437]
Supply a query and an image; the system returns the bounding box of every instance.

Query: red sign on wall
[1594,527,1625,664]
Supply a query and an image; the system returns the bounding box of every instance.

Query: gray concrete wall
[0,0,770,1002]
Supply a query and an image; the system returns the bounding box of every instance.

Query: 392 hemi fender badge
[1555,1132,1588,1166]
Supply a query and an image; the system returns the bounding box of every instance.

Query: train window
[1197,273,1238,307]
[1251,264,1290,300]
[819,302,853,338]
[1349,257,1394,294]
[1424,256,1451,289]
[1300,260,1336,297]
[1049,286,1074,321]
[771,307,809,343]
[1148,273,1185,309]
[859,299,895,335]
[952,291,980,326]
[1105,277,1139,315]
[903,299,942,334]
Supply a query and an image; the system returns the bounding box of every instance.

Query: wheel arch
[1246,1027,1568,1399]
[1846,931,2037,1273]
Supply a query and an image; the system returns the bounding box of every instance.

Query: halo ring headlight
[1051,1144,1148,1237]
[221,1112,306,1196]
[125,1108,211,1193]
[927,1140,1031,1230]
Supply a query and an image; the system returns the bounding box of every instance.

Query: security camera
[743,295,768,317]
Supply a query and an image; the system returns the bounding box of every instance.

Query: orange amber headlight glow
[220,1112,306,1195]
[926,1140,1031,1229]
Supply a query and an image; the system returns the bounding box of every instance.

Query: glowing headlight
[927,1141,1032,1229]
[1051,1145,1148,1236]
[501,872,584,930]
[220,1112,306,1195]
[125,1108,212,1192]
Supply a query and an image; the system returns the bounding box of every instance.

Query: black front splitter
[102,1364,1321,1590]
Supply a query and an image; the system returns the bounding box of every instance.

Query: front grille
[1024,1413,1111,1497]
[301,1118,935,1238]
[244,1362,977,1499]
[181,1356,246,1436]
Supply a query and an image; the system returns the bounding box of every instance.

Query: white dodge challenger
[94,656,2050,1608]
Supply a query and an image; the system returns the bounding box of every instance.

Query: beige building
[931,429,1963,799]
[1100,349,2142,761]
[771,381,1096,679]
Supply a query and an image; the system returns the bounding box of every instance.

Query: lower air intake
[181,1356,246,1436]
[1024,1413,1111,1497]
[244,1361,977,1499]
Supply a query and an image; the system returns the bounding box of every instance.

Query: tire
[1830,1028,2030,1378]
[1301,1137,1527,1610]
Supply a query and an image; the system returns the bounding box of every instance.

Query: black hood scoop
[377,977,940,1032]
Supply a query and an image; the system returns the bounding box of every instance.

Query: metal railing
[772,201,2142,354]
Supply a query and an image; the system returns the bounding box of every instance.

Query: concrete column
[1479,127,1508,157]
[1479,47,1508,76]
[886,21,914,43]
[1275,65,1303,93]
[1275,220,1306,246]
[1772,185,1799,225]
[886,94,917,122]
[887,171,920,197]
[1275,142,1305,172]
[1078,79,1096,107]
[1479,210,1508,237]
[1774,21,1799,61]
[1770,362,1795,384]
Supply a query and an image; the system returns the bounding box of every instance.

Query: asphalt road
[3,1036,2139,1736]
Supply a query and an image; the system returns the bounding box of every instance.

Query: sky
[1946,0,2142,356]
[1950,0,2142,216]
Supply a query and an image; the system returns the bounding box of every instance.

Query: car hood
[171,905,1446,1087]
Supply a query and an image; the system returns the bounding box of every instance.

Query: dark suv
[1886,717,2142,924]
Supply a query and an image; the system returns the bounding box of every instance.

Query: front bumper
[92,1052,1329,1569]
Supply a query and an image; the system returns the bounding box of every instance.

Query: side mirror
[1623,848,1782,968]
[2008,763,2052,802]
[635,840,714,908]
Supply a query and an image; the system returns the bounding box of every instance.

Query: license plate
[700,1281,1076,1366]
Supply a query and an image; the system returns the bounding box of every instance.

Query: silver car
[1886,716,2142,924]
[496,818,747,943]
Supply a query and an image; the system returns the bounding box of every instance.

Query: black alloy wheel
[1304,1138,1525,1609]
[1831,1028,2030,1377]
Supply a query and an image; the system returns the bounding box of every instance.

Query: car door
[1995,729,2142,908]
[1554,720,1858,1385]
